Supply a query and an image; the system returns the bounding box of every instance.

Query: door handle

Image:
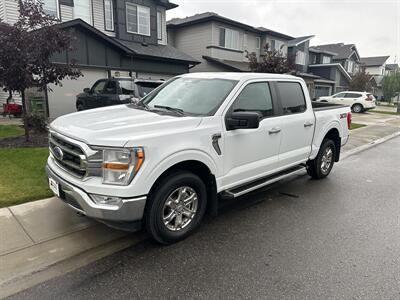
[304,121,314,127]
[268,127,281,134]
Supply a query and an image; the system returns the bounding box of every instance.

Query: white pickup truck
[47,73,351,244]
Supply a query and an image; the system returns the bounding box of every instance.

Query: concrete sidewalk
[1,111,399,298]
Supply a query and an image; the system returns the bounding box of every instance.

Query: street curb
[342,131,400,159]
[0,232,148,299]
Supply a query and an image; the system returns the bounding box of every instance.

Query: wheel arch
[323,128,341,162]
[146,158,218,217]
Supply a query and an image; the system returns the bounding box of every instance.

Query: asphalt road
[9,137,400,300]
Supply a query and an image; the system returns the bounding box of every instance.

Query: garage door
[47,69,108,119]
[315,85,331,98]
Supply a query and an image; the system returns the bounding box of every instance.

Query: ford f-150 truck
[46,73,351,244]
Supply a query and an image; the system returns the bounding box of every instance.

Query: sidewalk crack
[8,208,35,244]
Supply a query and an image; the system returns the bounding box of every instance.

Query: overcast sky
[167,0,400,64]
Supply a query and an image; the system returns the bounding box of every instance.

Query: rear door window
[104,81,117,94]
[119,80,135,95]
[231,82,274,119]
[277,82,307,114]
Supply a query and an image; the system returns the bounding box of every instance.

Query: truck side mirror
[83,88,91,94]
[226,112,260,131]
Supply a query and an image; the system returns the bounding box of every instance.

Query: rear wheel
[307,139,336,179]
[145,171,207,244]
[352,103,364,113]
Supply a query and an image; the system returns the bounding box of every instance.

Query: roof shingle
[360,56,390,66]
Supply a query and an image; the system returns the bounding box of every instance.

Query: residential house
[287,35,331,98]
[307,43,361,96]
[360,56,390,99]
[0,0,198,118]
[385,63,399,76]
[167,12,293,73]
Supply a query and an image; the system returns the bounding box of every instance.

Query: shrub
[24,113,47,132]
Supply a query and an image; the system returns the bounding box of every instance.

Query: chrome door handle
[304,121,314,127]
[268,127,281,134]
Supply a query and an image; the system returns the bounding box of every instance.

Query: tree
[0,0,81,140]
[348,70,372,92]
[246,43,295,74]
[383,72,400,112]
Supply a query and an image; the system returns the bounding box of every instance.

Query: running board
[221,165,306,199]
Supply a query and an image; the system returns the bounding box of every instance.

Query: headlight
[102,147,144,185]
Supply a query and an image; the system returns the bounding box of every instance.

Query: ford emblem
[53,146,64,161]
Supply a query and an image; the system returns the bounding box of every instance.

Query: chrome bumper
[46,165,147,222]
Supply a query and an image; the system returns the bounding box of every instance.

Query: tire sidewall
[146,172,207,244]
[316,140,336,178]
[352,104,363,113]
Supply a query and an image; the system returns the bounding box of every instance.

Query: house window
[296,51,306,65]
[126,3,150,36]
[256,37,260,49]
[219,28,240,50]
[74,0,92,25]
[243,34,247,47]
[104,0,114,31]
[271,39,284,52]
[43,0,59,18]
[157,11,163,40]
[322,56,331,64]
[347,60,354,73]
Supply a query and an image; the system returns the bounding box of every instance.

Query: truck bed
[312,101,348,111]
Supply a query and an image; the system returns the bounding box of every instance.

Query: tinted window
[136,82,163,97]
[104,81,117,94]
[231,82,274,118]
[277,82,306,114]
[345,93,361,98]
[92,80,106,94]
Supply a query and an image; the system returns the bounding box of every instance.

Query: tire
[352,103,364,113]
[145,171,207,244]
[307,139,336,179]
[77,103,85,111]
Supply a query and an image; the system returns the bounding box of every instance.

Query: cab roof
[179,72,300,81]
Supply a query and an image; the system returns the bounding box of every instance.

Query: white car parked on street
[317,91,376,113]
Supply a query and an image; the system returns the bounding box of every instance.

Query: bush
[24,113,47,132]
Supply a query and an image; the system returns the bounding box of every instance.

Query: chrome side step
[222,165,306,199]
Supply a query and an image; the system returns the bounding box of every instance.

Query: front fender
[142,149,219,194]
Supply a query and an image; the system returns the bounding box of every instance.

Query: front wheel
[307,139,336,179]
[145,171,207,244]
[77,103,85,111]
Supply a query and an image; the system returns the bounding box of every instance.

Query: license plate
[49,177,60,197]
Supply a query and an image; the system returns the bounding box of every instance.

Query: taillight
[347,112,352,129]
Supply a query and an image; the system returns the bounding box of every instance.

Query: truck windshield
[142,77,238,116]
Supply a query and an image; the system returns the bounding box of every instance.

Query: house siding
[92,0,116,37]
[116,0,159,44]
[60,4,73,21]
[3,0,18,24]
[171,22,213,72]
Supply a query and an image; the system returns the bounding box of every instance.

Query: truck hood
[50,105,202,147]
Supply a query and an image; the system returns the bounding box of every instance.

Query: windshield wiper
[154,105,185,115]
[136,100,150,110]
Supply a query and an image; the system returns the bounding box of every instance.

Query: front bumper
[46,165,147,222]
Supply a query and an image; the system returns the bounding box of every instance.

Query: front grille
[49,134,87,178]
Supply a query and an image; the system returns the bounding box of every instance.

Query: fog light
[90,194,122,206]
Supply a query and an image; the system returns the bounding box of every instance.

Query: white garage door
[48,69,108,119]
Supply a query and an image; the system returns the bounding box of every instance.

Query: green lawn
[0,124,24,138]
[350,123,367,130]
[0,148,52,207]
[371,110,400,116]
